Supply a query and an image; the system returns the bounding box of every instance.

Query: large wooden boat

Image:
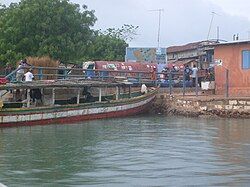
[0,79,157,128]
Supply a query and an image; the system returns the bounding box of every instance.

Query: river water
[0,116,250,186]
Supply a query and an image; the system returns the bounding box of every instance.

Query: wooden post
[52,88,55,105]
[116,86,119,100]
[41,88,44,105]
[183,70,186,97]
[225,69,229,98]
[99,88,102,102]
[38,68,43,80]
[27,89,30,108]
[77,89,81,104]
[63,69,67,79]
[118,86,121,99]
[169,72,172,96]
[129,85,131,98]
[195,72,198,97]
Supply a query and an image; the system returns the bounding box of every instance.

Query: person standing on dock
[16,61,25,82]
[191,65,198,87]
[24,69,34,82]
[16,59,31,82]
[184,65,192,81]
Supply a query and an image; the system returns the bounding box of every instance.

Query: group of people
[16,59,34,82]
[15,59,42,105]
[184,64,198,87]
[161,64,199,87]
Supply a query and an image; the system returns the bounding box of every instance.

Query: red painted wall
[214,43,250,96]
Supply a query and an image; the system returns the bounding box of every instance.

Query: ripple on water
[0,116,250,186]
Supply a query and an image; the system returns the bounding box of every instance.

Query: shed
[214,40,250,96]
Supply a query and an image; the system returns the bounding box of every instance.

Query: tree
[103,24,139,42]
[86,32,128,61]
[85,25,138,61]
[0,0,96,65]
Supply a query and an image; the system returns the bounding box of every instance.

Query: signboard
[213,59,223,66]
[125,47,167,64]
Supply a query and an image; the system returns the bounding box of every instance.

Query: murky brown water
[0,116,250,186]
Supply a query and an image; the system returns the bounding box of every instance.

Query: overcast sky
[2,0,250,47]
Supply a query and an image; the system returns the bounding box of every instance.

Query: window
[242,50,250,69]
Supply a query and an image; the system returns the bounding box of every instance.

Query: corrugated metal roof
[167,41,202,53]
[214,40,250,46]
[167,40,218,53]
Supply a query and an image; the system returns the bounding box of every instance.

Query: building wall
[167,49,198,61]
[214,43,250,96]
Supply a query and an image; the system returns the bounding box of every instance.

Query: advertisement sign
[126,47,167,64]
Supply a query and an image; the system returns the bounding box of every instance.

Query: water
[0,116,250,186]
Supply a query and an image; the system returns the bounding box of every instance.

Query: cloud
[81,0,250,47]
[208,0,250,20]
[2,0,250,47]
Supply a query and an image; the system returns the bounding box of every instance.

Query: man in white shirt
[191,65,198,87]
[24,69,34,82]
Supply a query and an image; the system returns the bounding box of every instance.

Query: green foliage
[85,25,138,62]
[86,31,128,61]
[0,4,6,16]
[0,0,96,65]
[103,24,139,42]
[0,1,138,66]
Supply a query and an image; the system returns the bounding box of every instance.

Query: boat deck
[0,79,129,90]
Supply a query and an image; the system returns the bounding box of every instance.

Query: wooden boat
[0,79,157,128]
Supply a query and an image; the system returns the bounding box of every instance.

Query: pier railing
[5,66,156,85]
[155,69,215,97]
[4,66,216,95]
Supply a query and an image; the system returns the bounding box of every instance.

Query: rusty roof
[167,40,218,53]
[167,41,202,53]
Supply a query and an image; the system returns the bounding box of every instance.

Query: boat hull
[0,92,156,128]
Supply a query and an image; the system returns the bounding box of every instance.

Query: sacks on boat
[141,84,148,94]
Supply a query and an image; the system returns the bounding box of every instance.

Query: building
[167,40,217,69]
[214,40,250,96]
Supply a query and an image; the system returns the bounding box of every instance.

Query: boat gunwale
[0,89,157,116]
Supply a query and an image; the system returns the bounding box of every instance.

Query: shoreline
[151,93,250,119]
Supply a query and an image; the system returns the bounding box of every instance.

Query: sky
[2,0,250,47]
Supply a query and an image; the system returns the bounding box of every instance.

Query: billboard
[125,47,167,64]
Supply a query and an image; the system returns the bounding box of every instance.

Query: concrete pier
[151,92,250,118]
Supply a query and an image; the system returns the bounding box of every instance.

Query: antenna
[217,26,220,42]
[207,11,219,40]
[149,9,164,48]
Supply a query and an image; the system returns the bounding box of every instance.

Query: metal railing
[2,65,232,99]
[4,66,156,85]
[155,69,215,97]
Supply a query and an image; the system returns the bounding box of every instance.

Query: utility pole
[217,26,220,42]
[207,11,219,40]
[149,9,164,48]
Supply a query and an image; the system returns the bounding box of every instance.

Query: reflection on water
[0,116,250,186]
